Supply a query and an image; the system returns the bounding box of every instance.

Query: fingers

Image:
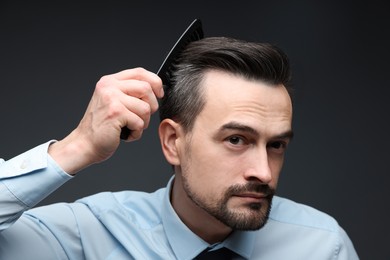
[117,79,160,114]
[95,67,163,142]
[110,67,164,99]
[121,95,152,130]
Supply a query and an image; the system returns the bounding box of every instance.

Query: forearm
[0,67,163,230]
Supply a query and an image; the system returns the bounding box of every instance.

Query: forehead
[195,70,292,134]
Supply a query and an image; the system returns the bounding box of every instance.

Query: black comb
[120,19,204,140]
[156,19,204,88]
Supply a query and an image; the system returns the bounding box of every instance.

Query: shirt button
[20,159,29,169]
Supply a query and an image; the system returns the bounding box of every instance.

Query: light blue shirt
[0,141,359,259]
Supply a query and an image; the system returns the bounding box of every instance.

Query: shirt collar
[223,229,256,259]
[161,176,256,260]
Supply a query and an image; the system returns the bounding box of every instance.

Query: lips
[233,193,269,202]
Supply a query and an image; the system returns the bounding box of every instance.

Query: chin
[221,200,272,231]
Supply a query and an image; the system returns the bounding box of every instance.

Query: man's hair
[159,36,292,132]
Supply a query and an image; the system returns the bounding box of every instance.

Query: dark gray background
[1,1,388,259]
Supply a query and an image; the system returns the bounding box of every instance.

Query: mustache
[225,182,275,197]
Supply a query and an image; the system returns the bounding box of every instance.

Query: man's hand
[48,68,164,175]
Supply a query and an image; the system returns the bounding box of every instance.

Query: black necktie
[195,247,239,259]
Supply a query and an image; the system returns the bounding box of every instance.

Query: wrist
[48,130,96,175]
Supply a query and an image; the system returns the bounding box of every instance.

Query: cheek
[182,133,245,193]
[185,148,231,194]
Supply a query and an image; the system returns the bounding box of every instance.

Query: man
[0,37,358,259]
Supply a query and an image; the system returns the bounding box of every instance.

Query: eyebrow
[219,122,259,136]
[218,122,294,140]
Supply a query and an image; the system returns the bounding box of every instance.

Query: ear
[158,119,183,166]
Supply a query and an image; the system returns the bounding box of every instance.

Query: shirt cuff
[0,140,72,207]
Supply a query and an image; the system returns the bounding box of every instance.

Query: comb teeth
[157,19,204,88]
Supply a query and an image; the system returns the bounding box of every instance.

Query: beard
[183,178,275,231]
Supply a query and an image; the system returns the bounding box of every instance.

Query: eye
[226,136,246,146]
[268,141,287,152]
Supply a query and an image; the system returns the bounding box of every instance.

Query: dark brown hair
[159,37,292,132]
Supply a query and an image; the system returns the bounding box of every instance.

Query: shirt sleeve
[0,141,72,230]
[337,226,360,260]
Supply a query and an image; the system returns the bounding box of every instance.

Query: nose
[243,148,272,184]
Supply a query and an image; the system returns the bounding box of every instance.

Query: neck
[170,174,232,244]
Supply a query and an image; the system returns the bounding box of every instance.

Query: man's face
[177,70,293,230]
